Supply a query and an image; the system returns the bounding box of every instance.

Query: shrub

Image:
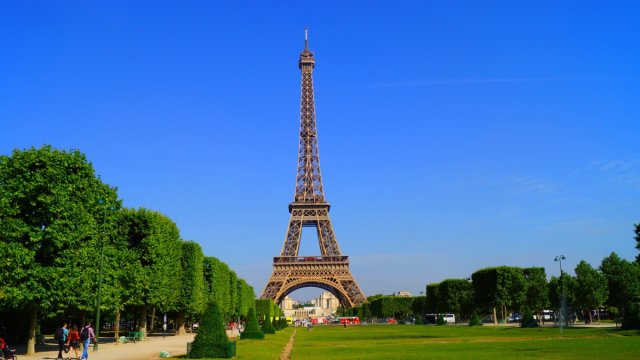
[271,316,279,331]
[414,316,424,325]
[469,313,482,326]
[261,312,276,334]
[622,302,640,329]
[189,302,229,358]
[436,315,446,325]
[278,317,288,329]
[521,308,538,328]
[240,308,264,340]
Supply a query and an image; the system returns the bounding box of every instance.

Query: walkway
[15,334,196,360]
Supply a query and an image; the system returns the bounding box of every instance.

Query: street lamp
[94,199,111,351]
[554,255,567,334]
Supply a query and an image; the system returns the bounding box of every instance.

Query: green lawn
[232,325,640,359]
[235,327,294,359]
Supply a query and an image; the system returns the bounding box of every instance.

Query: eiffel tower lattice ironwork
[260,30,366,308]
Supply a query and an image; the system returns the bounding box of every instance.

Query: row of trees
[254,299,282,323]
[338,295,424,322]
[426,250,639,325]
[0,146,255,355]
[341,248,639,328]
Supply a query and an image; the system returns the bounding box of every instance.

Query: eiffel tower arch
[260,30,366,308]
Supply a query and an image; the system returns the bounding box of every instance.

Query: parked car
[508,313,522,323]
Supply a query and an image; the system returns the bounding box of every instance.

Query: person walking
[55,322,69,360]
[79,322,96,360]
[66,325,80,360]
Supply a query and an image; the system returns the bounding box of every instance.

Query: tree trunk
[27,304,38,356]
[80,311,86,328]
[492,307,497,325]
[177,310,187,335]
[114,310,121,345]
[587,309,593,324]
[139,307,147,340]
[150,307,156,336]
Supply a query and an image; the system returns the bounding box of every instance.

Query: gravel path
[15,334,196,360]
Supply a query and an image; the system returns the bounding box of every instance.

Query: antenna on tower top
[304,27,308,50]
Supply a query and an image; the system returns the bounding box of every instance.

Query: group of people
[1,337,17,359]
[54,321,96,360]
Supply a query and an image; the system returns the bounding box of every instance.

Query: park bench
[119,331,143,343]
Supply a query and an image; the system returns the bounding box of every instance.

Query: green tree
[0,146,120,355]
[189,302,229,358]
[203,257,231,320]
[574,260,608,323]
[549,274,576,316]
[255,299,274,322]
[369,297,413,320]
[600,252,640,319]
[472,266,526,323]
[635,223,640,263]
[411,296,427,318]
[235,279,255,319]
[437,279,474,323]
[177,241,206,335]
[120,208,183,336]
[425,283,439,314]
[228,270,238,320]
[522,267,549,321]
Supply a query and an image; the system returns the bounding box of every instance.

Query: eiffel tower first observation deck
[260,30,366,308]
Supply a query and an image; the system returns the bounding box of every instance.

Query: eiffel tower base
[261,256,366,308]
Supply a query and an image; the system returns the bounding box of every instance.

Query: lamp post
[94,199,108,351]
[554,255,567,334]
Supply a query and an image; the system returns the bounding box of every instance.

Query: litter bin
[227,341,236,358]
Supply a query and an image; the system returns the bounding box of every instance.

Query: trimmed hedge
[189,302,229,358]
[240,308,264,340]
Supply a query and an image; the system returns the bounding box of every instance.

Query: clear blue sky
[2,1,639,301]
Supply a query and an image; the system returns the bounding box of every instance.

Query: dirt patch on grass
[280,328,297,360]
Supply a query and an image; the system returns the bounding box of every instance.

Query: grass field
[235,325,640,359]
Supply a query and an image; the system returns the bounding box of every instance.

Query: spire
[299,28,315,71]
[304,27,309,50]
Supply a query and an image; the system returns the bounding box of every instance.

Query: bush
[436,315,446,325]
[240,308,264,340]
[469,313,482,326]
[521,308,538,328]
[278,317,288,329]
[414,316,424,325]
[622,302,640,330]
[261,312,276,334]
[189,302,230,358]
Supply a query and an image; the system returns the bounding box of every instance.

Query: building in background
[310,291,340,316]
[281,291,340,320]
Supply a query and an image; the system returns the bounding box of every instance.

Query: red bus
[338,317,360,325]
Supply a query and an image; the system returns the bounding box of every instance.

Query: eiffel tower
[260,30,366,308]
